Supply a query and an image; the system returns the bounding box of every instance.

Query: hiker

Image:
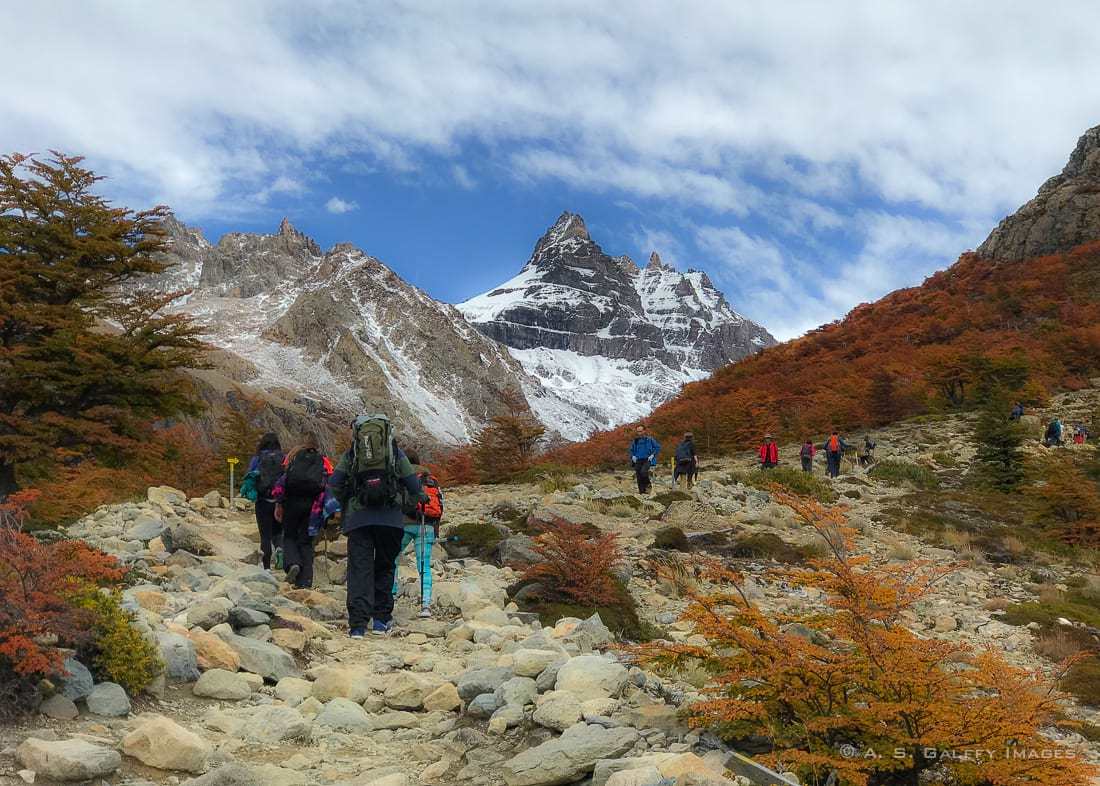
[673,432,697,489]
[391,449,443,618]
[822,430,848,478]
[629,424,660,495]
[1010,402,1024,421]
[1044,418,1064,447]
[329,414,427,638]
[273,434,332,589]
[245,433,286,571]
[758,435,779,469]
[1074,424,1089,445]
[858,435,877,467]
[800,440,816,473]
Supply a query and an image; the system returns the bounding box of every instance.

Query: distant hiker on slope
[1044,418,1064,448]
[630,424,660,495]
[391,448,443,618]
[243,433,285,571]
[273,434,332,589]
[758,435,779,470]
[822,430,848,478]
[1074,424,1089,444]
[1010,402,1025,421]
[800,439,816,473]
[330,414,427,638]
[674,432,697,490]
[859,435,877,467]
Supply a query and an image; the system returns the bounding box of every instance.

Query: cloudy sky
[6,1,1100,339]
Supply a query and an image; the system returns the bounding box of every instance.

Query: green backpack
[350,414,403,507]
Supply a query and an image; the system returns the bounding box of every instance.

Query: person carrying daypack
[629,424,661,495]
[244,433,286,571]
[859,435,877,467]
[329,414,427,638]
[800,440,816,473]
[673,432,697,489]
[1010,402,1024,421]
[391,449,443,618]
[758,435,779,469]
[273,434,332,589]
[1044,419,1064,447]
[822,430,848,478]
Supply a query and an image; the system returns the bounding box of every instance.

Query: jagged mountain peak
[647,251,673,271]
[977,123,1100,262]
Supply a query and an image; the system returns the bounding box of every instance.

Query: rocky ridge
[7,392,1100,785]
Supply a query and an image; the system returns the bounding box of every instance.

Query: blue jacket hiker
[391,450,443,618]
[629,425,661,494]
[328,414,427,638]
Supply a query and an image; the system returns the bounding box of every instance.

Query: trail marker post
[227,457,240,505]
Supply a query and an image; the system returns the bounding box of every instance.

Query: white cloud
[451,164,476,190]
[325,196,358,214]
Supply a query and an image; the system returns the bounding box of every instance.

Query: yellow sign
[227,457,240,465]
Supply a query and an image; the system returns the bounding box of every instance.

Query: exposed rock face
[149,218,536,447]
[977,124,1100,262]
[459,213,775,437]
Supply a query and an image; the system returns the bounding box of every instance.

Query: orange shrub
[523,521,622,606]
[638,492,1098,786]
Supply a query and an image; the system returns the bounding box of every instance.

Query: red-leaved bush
[522,521,623,606]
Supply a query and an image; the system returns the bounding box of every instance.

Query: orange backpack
[828,435,840,452]
[419,472,444,519]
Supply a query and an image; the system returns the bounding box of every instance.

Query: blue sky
[6,1,1100,339]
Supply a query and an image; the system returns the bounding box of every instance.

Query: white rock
[555,655,628,699]
[121,715,211,773]
[193,669,251,701]
[16,738,121,781]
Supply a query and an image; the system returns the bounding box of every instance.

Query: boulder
[217,631,299,681]
[125,515,167,542]
[39,693,79,720]
[157,631,202,682]
[16,738,121,781]
[187,601,231,630]
[86,681,131,716]
[423,682,461,712]
[188,628,242,672]
[59,657,94,700]
[274,677,313,706]
[314,698,373,732]
[122,714,211,773]
[203,490,223,508]
[532,690,583,732]
[179,763,264,786]
[311,665,373,703]
[456,667,513,701]
[555,655,627,699]
[502,723,640,786]
[244,705,311,742]
[467,693,502,718]
[148,486,187,507]
[513,648,567,678]
[496,676,538,708]
[498,534,543,567]
[229,606,271,628]
[384,671,445,710]
[193,669,251,700]
[605,767,664,786]
[163,523,217,556]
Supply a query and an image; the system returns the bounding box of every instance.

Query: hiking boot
[371,619,393,636]
[349,627,367,639]
[285,564,301,584]
[274,548,284,570]
[418,607,432,619]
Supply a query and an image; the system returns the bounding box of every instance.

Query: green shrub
[730,532,808,563]
[446,521,505,558]
[652,490,693,506]
[527,584,659,642]
[1060,657,1100,706]
[733,467,837,504]
[869,460,939,490]
[652,527,690,552]
[72,589,162,694]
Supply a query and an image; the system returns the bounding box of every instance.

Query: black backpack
[256,450,285,498]
[284,449,325,498]
[675,441,695,463]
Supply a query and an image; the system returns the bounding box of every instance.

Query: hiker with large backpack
[273,434,332,589]
[758,435,779,469]
[329,414,428,638]
[629,424,661,495]
[800,440,816,473]
[822,430,848,478]
[244,433,286,571]
[673,432,697,489]
[391,448,443,618]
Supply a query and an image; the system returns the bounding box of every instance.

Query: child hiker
[392,449,444,618]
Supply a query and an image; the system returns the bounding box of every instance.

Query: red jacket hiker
[759,441,779,467]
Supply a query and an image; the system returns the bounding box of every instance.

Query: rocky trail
[5,390,1100,786]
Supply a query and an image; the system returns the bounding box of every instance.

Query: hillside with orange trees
[555,241,1100,468]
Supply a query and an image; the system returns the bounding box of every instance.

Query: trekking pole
[418,508,426,610]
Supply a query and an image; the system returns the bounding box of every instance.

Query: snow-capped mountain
[459,212,776,437]
[152,217,533,448]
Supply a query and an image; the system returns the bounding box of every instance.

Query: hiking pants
[826,451,841,478]
[347,525,404,627]
[255,498,283,570]
[801,456,812,473]
[674,460,694,489]
[634,460,651,494]
[392,522,437,607]
[281,496,315,588]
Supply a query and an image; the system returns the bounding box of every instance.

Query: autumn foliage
[522,521,623,606]
[557,243,1100,468]
[638,492,1098,786]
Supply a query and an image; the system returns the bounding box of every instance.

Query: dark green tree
[973,393,1025,491]
[0,152,207,494]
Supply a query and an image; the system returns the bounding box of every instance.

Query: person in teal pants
[392,450,443,618]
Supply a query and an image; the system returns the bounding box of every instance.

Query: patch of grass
[932,451,959,468]
[1002,592,1100,631]
[584,495,646,517]
[732,467,838,504]
[1035,630,1092,661]
[525,583,659,642]
[652,526,690,552]
[1060,657,1100,706]
[446,521,505,558]
[869,460,940,490]
[652,490,693,506]
[729,532,810,563]
[842,490,862,500]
